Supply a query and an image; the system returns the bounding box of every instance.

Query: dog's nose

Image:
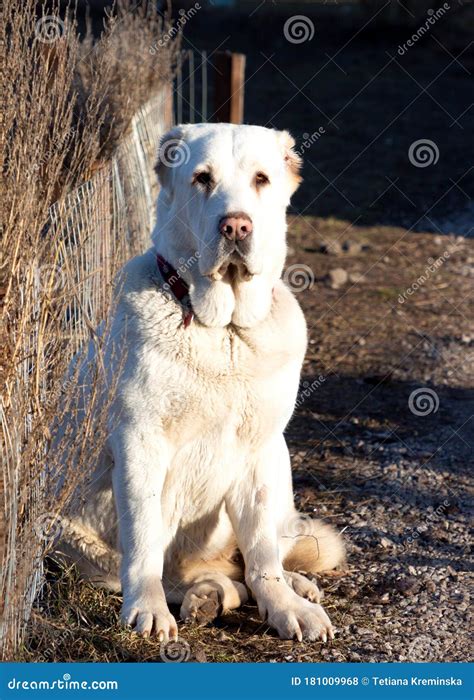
[218,213,253,241]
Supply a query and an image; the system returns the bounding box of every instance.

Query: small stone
[349,272,365,284]
[434,235,443,245]
[216,631,228,641]
[327,268,348,289]
[342,239,363,255]
[424,579,436,593]
[380,537,393,549]
[320,241,343,256]
[395,576,420,597]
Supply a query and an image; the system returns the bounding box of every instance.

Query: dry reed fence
[1,0,177,660]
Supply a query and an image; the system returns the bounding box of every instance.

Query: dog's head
[152,123,302,328]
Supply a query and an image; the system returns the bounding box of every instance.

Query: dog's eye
[193,171,212,187]
[255,172,270,187]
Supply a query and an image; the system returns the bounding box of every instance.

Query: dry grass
[19,562,346,663]
[77,0,179,159]
[0,0,176,659]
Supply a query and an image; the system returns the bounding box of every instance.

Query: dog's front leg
[226,435,333,642]
[111,429,177,640]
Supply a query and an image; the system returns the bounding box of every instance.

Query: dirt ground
[25,218,473,663]
[23,1,473,663]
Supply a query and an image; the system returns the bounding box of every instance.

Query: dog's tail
[282,517,345,574]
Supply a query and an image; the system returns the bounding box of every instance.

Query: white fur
[57,124,344,643]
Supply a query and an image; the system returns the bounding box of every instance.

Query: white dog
[57,123,345,643]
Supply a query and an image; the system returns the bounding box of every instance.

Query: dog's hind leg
[54,516,121,592]
[53,450,122,590]
[283,570,322,603]
[179,573,248,624]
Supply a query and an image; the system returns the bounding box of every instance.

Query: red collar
[156,253,194,328]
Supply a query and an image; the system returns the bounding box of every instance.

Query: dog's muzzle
[218,212,253,242]
[205,212,257,281]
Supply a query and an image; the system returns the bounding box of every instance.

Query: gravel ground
[21,0,474,664]
[25,218,473,664]
[283,218,473,664]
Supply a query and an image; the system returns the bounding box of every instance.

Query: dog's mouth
[206,252,254,283]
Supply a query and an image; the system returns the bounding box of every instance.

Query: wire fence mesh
[0,86,171,659]
[175,49,209,124]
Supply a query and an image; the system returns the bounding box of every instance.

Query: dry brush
[0,0,178,658]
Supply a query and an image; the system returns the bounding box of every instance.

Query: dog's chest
[143,305,305,447]
[122,279,307,452]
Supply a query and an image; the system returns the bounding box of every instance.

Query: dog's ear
[155,126,188,190]
[278,130,303,195]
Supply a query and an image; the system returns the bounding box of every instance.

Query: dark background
[176,1,474,232]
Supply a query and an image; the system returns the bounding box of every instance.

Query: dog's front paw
[121,598,178,641]
[265,592,334,642]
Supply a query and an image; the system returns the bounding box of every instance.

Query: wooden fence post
[213,51,246,124]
